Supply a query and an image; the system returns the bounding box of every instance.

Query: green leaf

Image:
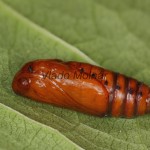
[0,103,82,150]
[0,0,150,149]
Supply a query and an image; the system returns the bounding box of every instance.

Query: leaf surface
[0,0,150,149]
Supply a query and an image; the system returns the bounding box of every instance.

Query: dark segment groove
[122,77,129,117]
[108,73,118,116]
[134,82,142,116]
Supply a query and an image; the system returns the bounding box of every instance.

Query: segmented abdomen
[73,62,150,118]
[102,70,150,118]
